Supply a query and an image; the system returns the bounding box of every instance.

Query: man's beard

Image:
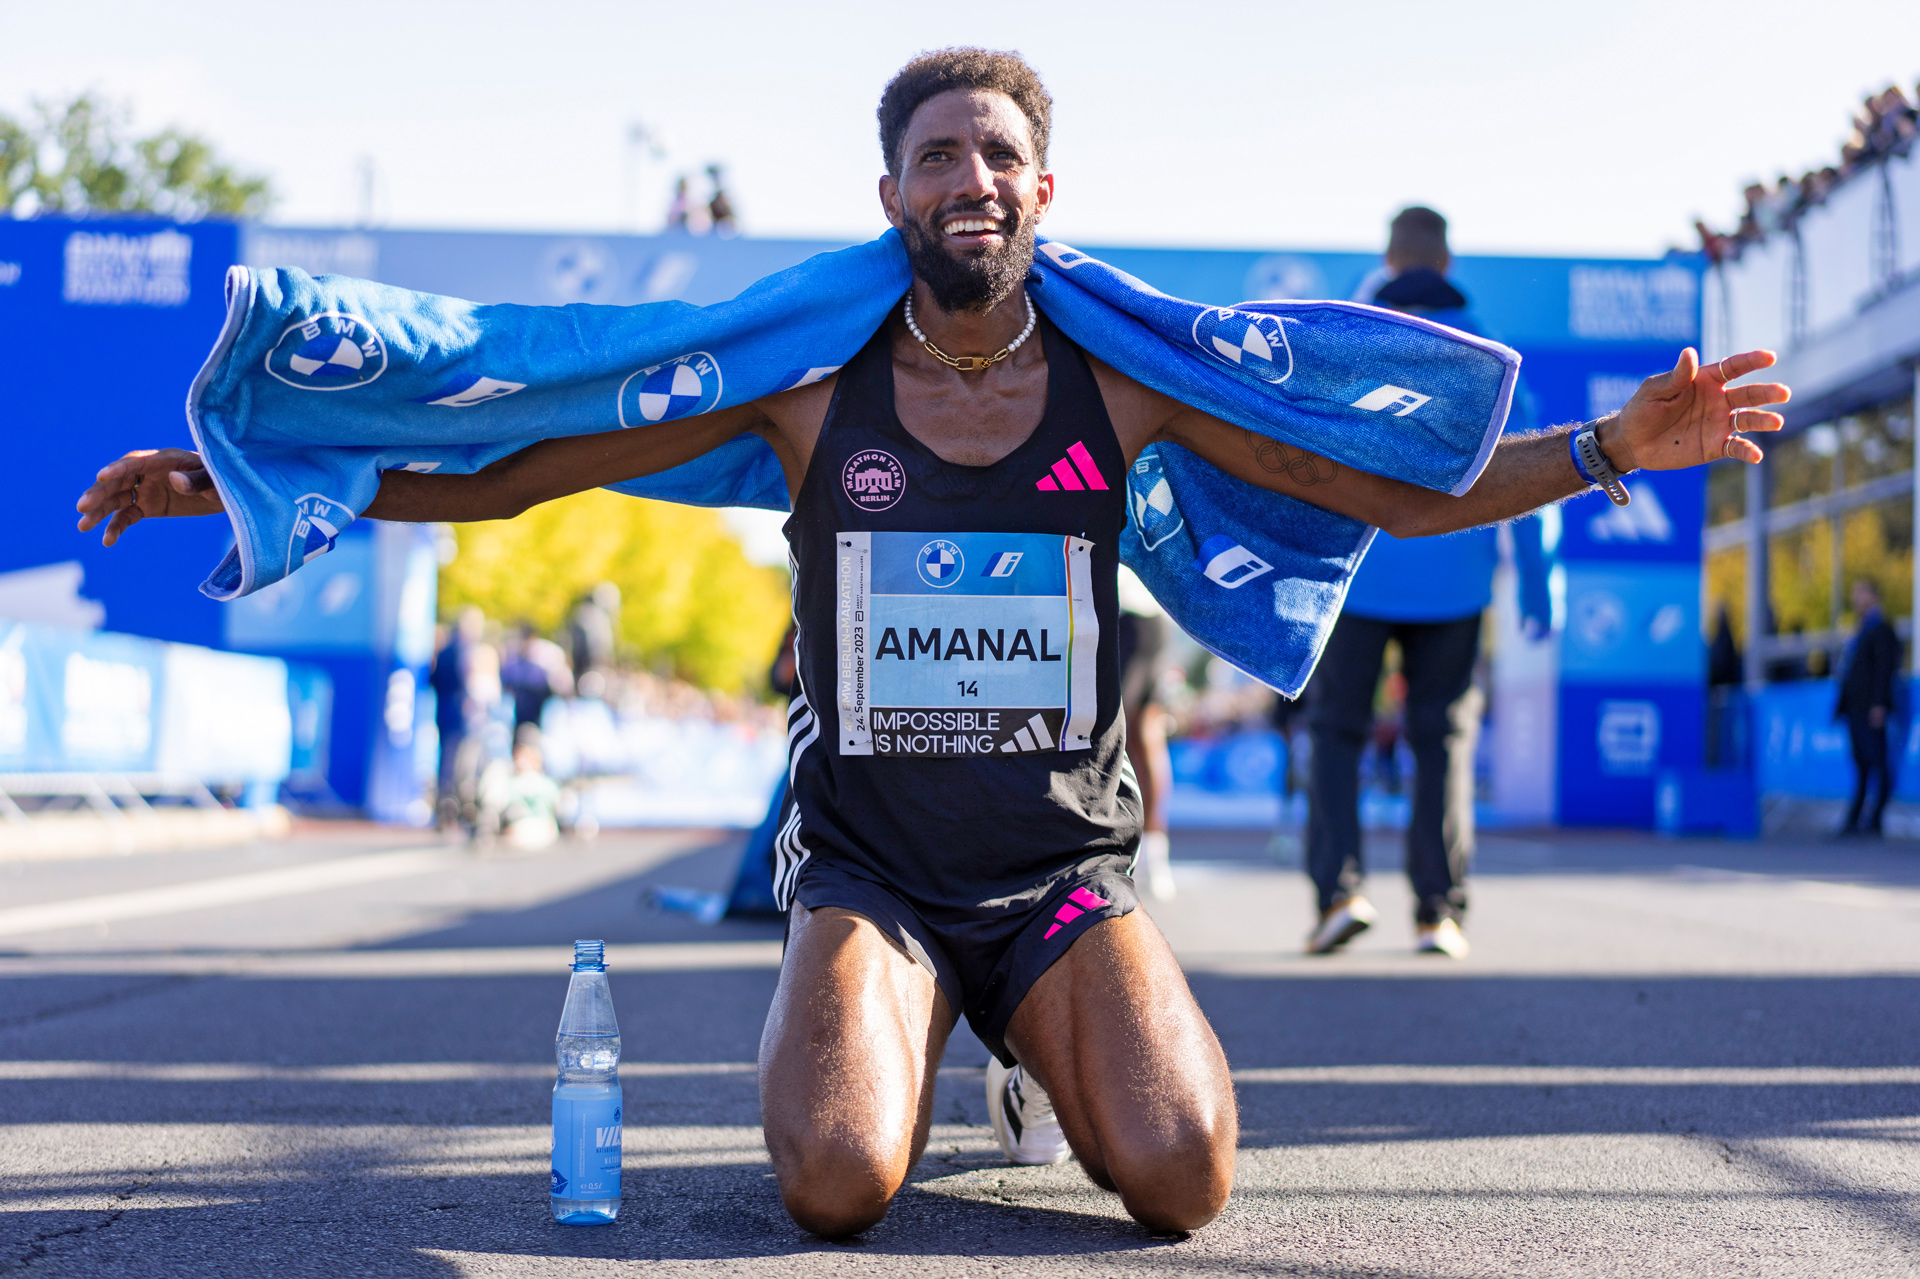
[899,206,1036,314]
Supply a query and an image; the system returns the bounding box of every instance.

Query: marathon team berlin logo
[265,313,387,391]
[842,449,905,511]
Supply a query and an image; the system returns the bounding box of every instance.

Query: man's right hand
[76,448,224,546]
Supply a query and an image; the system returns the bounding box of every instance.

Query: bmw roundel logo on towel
[266,313,387,390]
[287,493,354,571]
[1191,308,1293,385]
[916,539,964,588]
[618,351,722,427]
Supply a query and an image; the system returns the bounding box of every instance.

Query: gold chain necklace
[902,291,1037,373]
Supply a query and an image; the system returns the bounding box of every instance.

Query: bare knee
[1099,1127,1236,1233]
[771,1138,901,1239]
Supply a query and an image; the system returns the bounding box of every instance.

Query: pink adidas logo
[1044,886,1113,940]
[1035,441,1109,492]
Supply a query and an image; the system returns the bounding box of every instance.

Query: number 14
[956,680,978,697]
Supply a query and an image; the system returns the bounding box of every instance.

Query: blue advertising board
[0,219,238,648]
[8,216,1704,822]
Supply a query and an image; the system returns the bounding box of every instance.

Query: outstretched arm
[76,400,785,545]
[1152,348,1789,536]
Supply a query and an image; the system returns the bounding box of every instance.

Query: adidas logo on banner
[1036,441,1109,491]
[1000,713,1056,752]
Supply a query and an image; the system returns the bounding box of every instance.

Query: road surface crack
[1,1178,151,1273]
[0,976,198,1032]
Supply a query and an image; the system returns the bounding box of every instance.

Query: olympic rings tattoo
[1246,431,1337,486]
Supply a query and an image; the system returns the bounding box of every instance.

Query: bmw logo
[265,313,387,391]
[618,351,723,427]
[1191,308,1293,385]
[286,493,354,571]
[916,539,964,588]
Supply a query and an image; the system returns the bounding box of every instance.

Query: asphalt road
[2,821,1917,1277]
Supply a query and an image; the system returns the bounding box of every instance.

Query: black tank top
[776,315,1140,914]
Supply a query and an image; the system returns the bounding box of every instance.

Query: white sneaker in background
[1416,917,1470,958]
[986,1058,1071,1166]
[1138,830,1176,901]
[1305,894,1377,955]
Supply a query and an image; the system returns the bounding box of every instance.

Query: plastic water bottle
[551,939,621,1224]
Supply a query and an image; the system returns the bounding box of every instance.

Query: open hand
[1599,348,1790,472]
[75,448,224,547]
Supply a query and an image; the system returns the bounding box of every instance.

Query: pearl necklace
[902,290,1037,373]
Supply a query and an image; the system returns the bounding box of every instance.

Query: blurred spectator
[1835,579,1902,838]
[1117,566,1175,900]
[501,621,573,730]
[666,175,709,234]
[480,725,562,851]
[431,606,493,831]
[1699,85,1917,256]
[1707,606,1743,688]
[568,583,622,700]
[706,164,738,237]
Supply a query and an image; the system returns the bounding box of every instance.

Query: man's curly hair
[877,48,1053,176]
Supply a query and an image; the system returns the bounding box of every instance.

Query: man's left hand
[1597,348,1790,472]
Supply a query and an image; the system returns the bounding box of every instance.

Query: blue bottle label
[551,1093,621,1199]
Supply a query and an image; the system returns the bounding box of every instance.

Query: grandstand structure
[1701,110,1920,689]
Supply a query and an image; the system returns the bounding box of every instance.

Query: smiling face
[880,88,1054,314]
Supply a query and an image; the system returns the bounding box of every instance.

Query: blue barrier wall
[0,618,291,784]
[5,218,1705,822]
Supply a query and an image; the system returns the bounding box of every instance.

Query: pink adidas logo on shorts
[1043,886,1112,940]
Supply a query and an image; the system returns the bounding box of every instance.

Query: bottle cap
[572,939,606,971]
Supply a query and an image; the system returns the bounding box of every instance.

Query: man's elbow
[1377,505,1453,539]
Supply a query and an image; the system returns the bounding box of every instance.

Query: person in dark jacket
[1302,207,1552,961]
[1835,579,1902,836]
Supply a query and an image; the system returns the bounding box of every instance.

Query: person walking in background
[501,621,573,732]
[567,583,621,700]
[431,606,488,831]
[1117,567,1175,899]
[1835,578,1902,837]
[1304,206,1553,960]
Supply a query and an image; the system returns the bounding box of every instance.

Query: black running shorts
[791,859,1138,1067]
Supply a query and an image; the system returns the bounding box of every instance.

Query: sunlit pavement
[2,823,1917,1277]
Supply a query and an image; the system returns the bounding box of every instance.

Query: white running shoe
[1305,895,1377,955]
[1415,918,1470,958]
[1138,830,1176,901]
[986,1058,1070,1165]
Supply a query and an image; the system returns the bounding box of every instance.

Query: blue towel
[185,231,1519,696]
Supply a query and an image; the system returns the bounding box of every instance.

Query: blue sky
[3,0,1917,256]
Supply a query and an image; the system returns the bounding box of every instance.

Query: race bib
[834,532,1099,757]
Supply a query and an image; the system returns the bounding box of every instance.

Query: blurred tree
[0,94,272,220]
[438,490,792,694]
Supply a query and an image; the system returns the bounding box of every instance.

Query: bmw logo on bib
[266,313,387,390]
[916,539,964,588]
[287,493,354,571]
[618,352,722,427]
[1191,308,1293,385]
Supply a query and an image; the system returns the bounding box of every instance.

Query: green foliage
[0,94,272,220]
[438,490,793,694]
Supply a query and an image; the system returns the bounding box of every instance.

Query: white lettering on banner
[62,230,191,306]
[0,261,21,287]
[1350,384,1432,416]
[1587,483,1673,543]
[1569,265,1698,341]
[1586,373,1641,419]
[1597,700,1660,773]
[61,653,152,760]
[242,231,378,279]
